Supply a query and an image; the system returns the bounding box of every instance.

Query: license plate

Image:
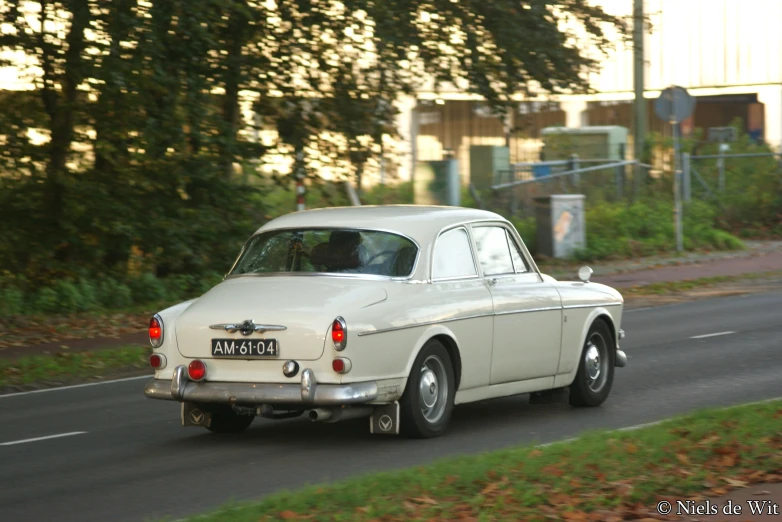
[210,339,279,358]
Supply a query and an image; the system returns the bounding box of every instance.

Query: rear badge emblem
[378,415,393,431]
[190,409,204,424]
[238,320,255,336]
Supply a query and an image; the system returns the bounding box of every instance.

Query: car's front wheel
[399,339,455,439]
[569,319,615,407]
[206,406,255,434]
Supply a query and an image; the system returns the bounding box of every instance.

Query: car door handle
[487,278,498,286]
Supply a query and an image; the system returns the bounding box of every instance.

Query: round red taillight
[332,357,351,374]
[188,360,207,381]
[149,353,167,370]
[149,314,163,348]
[332,317,347,351]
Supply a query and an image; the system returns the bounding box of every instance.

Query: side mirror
[578,266,593,283]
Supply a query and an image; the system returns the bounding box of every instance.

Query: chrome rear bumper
[144,365,378,406]
[616,329,627,368]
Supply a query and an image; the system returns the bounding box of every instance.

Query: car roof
[255,205,508,244]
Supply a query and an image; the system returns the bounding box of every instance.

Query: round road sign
[654,85,696,124]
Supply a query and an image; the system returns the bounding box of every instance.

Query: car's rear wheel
[206,406,255,434]
[569,320,615,407]
[400,339,455,439]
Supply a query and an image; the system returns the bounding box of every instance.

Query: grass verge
[0,345,150,388]
[623,271,782,296]
[175,400,782,522]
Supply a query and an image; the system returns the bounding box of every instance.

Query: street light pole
[633,0,647,194]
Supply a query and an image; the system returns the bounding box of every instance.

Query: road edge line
[0,375,151,399]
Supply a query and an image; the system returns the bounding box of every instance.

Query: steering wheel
[366,249,398,265]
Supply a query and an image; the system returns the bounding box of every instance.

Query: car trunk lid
[175,276,387,361]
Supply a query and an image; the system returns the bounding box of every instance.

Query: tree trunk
[221,2,249,179]
[40,0,90,261]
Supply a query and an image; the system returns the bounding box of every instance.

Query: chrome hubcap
[584,333,608,393]
[419,355,448,423]
[420,369,438,409]
[585,344,601,381]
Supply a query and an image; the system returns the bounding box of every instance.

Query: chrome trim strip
[144,378,378,406]
[563,302,623,310]
[209,321,287,335]
[357,312,492,337]
[358,303,621,337]
[431,275,482,283]
[495,306,563,316]
[225,272,426,283]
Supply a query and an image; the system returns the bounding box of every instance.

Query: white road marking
[537,437,578,448]
[533,397,782,449]
[0,375,150,399]
[690,331,736,340]
[0,431,87,446]
[616,420,663,432]
[625,307,654,313]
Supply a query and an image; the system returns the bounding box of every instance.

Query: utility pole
[633,0,647,195]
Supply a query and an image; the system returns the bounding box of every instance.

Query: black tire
[399,339,456,439]
[569,320,615,407]
[206,406,255,434]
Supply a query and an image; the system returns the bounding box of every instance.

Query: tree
[0,0,624,285]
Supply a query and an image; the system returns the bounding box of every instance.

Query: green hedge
[573,199,744,261]
[0,272,223,317]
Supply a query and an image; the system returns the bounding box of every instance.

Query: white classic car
[144,205,627,438]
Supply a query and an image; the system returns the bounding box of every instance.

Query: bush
[53,279,92,313]
[128,272,168,303]
[75,278,100,310]
[573,199,744,261]
[33,287,61,314]
[96,278,133,309]
[0,287,25,315]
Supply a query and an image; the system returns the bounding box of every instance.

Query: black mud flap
[181,402,212,428]
[370,402,400,435]
[528,387,570,405]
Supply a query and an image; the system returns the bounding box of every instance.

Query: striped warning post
[296,179,305,211]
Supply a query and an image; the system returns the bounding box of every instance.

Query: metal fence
[489,156,654,217]
[485,150,781,255]
[683,152,782,207]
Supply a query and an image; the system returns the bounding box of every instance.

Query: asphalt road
[2,292,782,522]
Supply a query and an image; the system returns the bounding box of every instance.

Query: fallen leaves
[408,496,438,506]
[0,310,148,351]
[676,452,690,465]
[723,477,748,488]
[242,402,782,522]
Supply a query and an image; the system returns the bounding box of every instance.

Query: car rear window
[229,228,419,278]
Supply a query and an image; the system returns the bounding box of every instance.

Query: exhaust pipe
[309,407,374,423]
[309,408,333,421]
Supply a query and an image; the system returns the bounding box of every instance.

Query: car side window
[432,227,477,279]
[472,226,515,276]
[506,230,529,273]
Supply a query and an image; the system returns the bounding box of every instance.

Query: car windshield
[229,228,418,278]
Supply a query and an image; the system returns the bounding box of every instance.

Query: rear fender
[400,325,460,390]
